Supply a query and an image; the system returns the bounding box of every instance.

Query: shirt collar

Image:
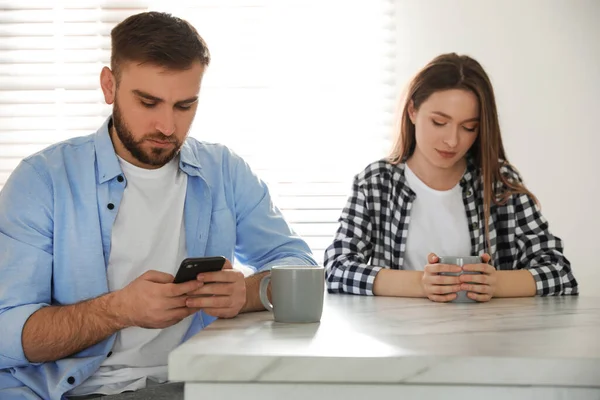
[94,116,122,184]
[94,116,203,184]
[460,156,478,188]
[178,140,202,170]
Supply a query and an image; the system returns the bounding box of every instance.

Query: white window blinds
[0,0,397,259]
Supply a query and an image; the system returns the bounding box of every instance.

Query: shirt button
[466,189,473,196]
[107,351,113,357]
[107,203,115,210]
[471,223,478,230]
[117,175,124,183]
[67,376,76,385]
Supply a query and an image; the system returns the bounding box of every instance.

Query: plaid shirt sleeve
[505,166,578,295]
[323,175,382,295]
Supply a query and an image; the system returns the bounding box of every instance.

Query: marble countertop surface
[169,295,600,387]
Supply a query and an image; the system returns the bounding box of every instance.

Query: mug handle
[259,273,273,312]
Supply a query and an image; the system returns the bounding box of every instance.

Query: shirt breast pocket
[205,207,236,257]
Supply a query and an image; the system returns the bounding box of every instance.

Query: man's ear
[100,67,116,105]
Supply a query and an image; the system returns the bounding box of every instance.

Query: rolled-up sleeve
[0,160,54,369]
[323,176,381,295]
[513,192,578,295]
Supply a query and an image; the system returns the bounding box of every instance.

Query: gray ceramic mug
[259,265,325,323]
[438,256,483,303]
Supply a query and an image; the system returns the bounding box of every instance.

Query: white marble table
[169,295,600,399]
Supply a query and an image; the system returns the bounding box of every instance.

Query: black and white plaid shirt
[324,159,578,296]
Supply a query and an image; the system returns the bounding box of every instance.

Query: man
[0,11,316,400]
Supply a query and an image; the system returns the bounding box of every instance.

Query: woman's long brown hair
[389,53,537,252]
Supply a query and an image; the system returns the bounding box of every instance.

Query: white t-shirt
[403,165,471,270]
[68,156,190,396]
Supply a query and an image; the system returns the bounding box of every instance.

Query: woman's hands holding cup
[423,253,497,303]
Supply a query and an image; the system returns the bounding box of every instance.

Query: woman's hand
[461,253,497,302]
[422,253,462,302]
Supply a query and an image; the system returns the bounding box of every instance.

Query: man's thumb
[142,270,175,284]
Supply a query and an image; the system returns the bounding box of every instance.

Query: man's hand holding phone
[109,270,203,330]
[110,256,245,330]
[184,258,246,319]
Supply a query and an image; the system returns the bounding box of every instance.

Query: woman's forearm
[373,269,426,297]
[495,270,537,297]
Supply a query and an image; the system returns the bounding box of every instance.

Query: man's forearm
[495,270,537,297]
[22,292,126,363]
[241,271,270,313]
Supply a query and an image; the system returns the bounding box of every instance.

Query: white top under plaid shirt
[324,158,578,296]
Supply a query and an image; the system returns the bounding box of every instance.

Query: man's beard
[112,99,182,168]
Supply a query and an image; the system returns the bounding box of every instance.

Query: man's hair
[110,11,210,81]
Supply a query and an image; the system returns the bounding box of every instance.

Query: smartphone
[173,256,226,284]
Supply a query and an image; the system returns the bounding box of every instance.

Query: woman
[324,53,577,302]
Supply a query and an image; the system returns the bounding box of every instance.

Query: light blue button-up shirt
[0,118,316,400]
